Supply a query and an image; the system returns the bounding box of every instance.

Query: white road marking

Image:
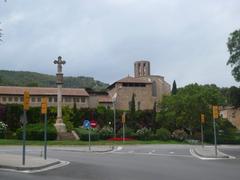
[169,152,175,154]
[110,146,123,153]
[110,151,193,158]
[128,151,134,153]
[0,161,70,174]
[116,146,123,151]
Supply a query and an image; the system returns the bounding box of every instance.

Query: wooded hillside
[0,70,108,90]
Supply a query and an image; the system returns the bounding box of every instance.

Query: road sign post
[212,105,219,157]
[41,97,48,160]
[22,90,30,166]
[88,128,91,151]
[200,114,205,148]
[83,120,91,151]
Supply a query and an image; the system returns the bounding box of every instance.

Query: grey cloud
[0,0,240,87]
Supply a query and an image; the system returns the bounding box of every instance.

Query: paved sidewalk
[0,145,113,172]
[192,145,233,159]
[48,145,114,152]
[0,153,62,171]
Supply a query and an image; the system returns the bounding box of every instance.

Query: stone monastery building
[0,61,170,110]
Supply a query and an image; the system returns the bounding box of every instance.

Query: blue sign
[83,120,90,129]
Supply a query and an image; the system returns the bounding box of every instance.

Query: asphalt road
[219,145,240,158]
[0,145,240,180]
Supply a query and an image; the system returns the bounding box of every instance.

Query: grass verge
[0,139,187,146]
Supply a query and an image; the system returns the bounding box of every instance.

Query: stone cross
[53,56,66,73]
[53,56,66,133]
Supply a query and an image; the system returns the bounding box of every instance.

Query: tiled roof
[0,86,89,96]
[117,76,152,83]
[107,76,152,89]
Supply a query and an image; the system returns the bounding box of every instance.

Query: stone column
[54,56,66,133]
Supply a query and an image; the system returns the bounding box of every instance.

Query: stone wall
[108,83,154,110]
[221,107,240,129]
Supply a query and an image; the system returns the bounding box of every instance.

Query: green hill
[0,70,109,90]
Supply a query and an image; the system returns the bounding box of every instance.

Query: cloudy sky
[0,0,240,87]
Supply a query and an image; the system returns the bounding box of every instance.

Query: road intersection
[0,144,239,180]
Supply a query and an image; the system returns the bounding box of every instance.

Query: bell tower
[134,60,150,77]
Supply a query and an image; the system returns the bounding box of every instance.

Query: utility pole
[200,114,205,148]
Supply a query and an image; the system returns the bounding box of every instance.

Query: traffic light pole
[201,123,204,148]
[22,110,27,165]
[123,123,125,144]
[213,118,218,157]
[44,113,47,160]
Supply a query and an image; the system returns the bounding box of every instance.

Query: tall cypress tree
[152,102,157,132]
[172,80,177,95]
[130,93,136,113]
[128,93,136,128]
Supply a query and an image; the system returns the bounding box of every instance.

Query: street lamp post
[112,93,117,139]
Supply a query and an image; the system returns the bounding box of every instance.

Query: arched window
[152,81,157,97]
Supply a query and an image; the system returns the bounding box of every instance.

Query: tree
[152,102,157,132]
[227,29,240,81]
[26,82,39,87]
[228,86,240,107]
[130,93,136,113]
[157,83,225,136]
[171,80,177,95]
[128,93,136,128]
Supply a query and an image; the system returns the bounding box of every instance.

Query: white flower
[0,121,7,131]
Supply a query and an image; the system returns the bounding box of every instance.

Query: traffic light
[212,105,219,119]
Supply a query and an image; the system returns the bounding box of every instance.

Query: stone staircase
[57,131,78,140]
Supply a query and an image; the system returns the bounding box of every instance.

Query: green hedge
[156,128,171,141]
[16,123,57,140]
[117,127,135,138]
[0,130,5,139]
[75,128,99,141]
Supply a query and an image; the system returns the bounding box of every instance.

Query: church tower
[134,60,151,77]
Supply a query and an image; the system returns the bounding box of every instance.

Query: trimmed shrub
[64,119,74,132]
[172,129,188,141]
[75,128,99,141]
[156,128,171,141]
[117,127,135,138]
[0,131,4,139]
[99,126,113,140]
[218,135,240,144]
[136,127,152,140]
[16,123,57,140]
[0,121,8,139]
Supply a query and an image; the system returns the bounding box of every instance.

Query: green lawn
[0,139,187,146]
